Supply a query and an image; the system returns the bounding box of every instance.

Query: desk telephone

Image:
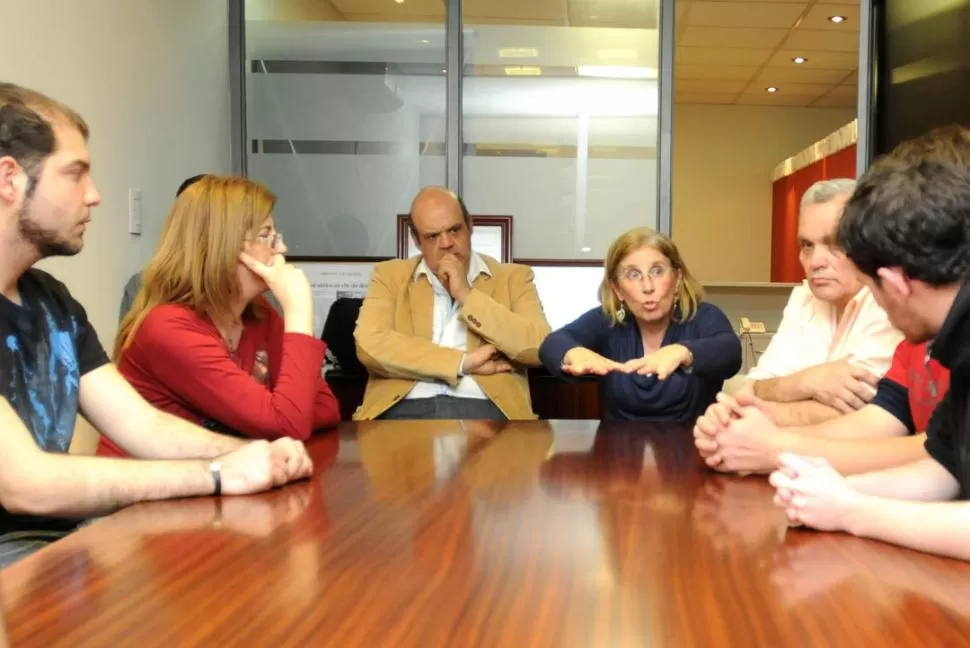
[739,317,767,334]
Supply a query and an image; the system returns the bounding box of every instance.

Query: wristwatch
[209,461,222,496]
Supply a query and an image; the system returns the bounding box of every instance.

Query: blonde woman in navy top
[539,227,742,421]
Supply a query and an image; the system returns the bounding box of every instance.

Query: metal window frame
[657,0,675,236]
[228,0,247,175]
[856,0,875,175]
[446,0,463,195]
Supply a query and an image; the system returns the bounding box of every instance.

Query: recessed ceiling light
[581,246,592,253]
[828,15,846,23]
[440,68,447,74]
[766,86,778,93]
[792,56,807,64]
[394,0,405,4]
[419,39,430,44]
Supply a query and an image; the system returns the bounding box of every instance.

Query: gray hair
[800,178,857,210]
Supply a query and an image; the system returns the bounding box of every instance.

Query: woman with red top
[98,176,339,458]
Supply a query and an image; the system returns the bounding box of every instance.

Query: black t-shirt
[0,269,109,531]
[923,389,969,497]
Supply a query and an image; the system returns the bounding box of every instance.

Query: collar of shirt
[414,252,491,296]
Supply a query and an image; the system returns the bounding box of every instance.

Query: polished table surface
[5,420,970,647]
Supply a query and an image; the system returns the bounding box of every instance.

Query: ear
[610,280,623,303]
[875,267,910,299]
[0,156,25,207]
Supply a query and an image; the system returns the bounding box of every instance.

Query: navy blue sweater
[539,303,742,422]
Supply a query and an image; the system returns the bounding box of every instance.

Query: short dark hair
[176,174,207,196]
[837,124,970,286]
[0,83,88,194]
[407,192,471,236]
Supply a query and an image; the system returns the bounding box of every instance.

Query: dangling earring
[616,303,627,323]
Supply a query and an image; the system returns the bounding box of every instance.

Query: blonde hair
[114,175,276,359]
[598,227,704,326]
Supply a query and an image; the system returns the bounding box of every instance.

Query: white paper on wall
[294,262,375,338]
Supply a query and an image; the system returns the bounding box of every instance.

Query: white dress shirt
[748,282,903,381]
[404,252,491,401]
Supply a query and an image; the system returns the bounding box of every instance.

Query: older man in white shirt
[710,179,902,426]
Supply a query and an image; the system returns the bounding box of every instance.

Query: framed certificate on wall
[397,214,513,263]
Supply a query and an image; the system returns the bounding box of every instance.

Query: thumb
[733,391,773,418]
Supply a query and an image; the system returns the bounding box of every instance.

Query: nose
[810,247,830,270]
[438,231,454,249]
[276,237,288,255]
[641,277,655,294]
[86,181,102,207]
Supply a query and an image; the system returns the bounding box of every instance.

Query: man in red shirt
[694,340,948,474]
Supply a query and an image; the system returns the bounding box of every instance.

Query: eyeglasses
[257,231,284,250]
[622,265,671,283]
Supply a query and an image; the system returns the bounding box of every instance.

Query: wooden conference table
[4,420,970,647]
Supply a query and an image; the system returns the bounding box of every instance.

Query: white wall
[1,0,232,346]
[673,103,856,282]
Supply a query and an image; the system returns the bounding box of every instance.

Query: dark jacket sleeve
[539,307,611,378]
[679,303,742,380]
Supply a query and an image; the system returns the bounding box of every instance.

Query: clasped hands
[562,344,691,380]
[694,391,864,533]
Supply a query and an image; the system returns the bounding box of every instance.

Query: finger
[733,392,773,418]
[805,456,832,470]
[768,471,796,490]
[696,417,719,437]
[838,388,866,411]
[850,366,881,387]
[706,453,723,467]
[695,438,718,454]
[715,393,744,418]
[846,379,878,403]
[712,403,733,426]
[656,365,674,380]
[831,397,856,414]
[495,361,512,373]
[791,494,807,508]
[238,251,270,278]
[779,453,821,477]
[619,358,644,372]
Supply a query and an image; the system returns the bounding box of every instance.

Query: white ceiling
[247,0,860,108]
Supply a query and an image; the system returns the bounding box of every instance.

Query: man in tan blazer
[354,187,551,420]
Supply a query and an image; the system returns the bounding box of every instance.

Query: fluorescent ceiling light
[596,49,638,60]
[578,66,658,79]
[499,47,538,58]
[504,66,542,76]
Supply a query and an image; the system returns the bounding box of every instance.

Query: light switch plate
[128,188,143,235]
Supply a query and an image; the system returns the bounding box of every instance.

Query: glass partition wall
[237,0,670,261]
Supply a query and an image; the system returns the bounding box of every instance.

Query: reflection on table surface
[4,420,970,647]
